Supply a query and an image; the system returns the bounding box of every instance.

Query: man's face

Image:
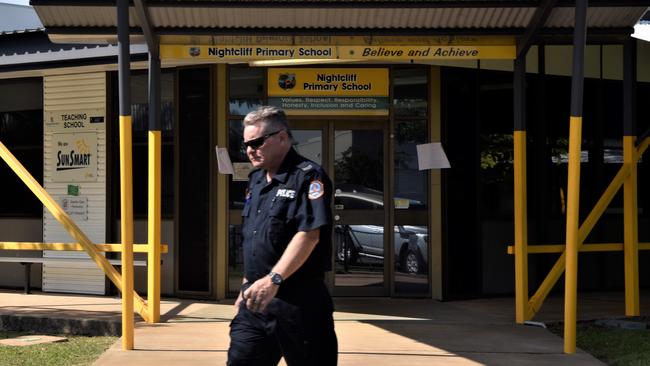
[243,122,286,170]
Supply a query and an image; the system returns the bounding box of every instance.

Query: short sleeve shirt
[241,148,333,287]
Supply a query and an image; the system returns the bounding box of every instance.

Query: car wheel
[402,249,422,274]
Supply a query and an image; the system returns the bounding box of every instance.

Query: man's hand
[234,291,245,314]
[243,275,279,313]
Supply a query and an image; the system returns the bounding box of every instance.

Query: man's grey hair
[242,106,292,136]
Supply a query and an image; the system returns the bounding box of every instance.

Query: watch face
[271,273,282,285]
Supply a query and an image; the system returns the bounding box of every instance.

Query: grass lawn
[0,331,117,366]
[548,322,650,366]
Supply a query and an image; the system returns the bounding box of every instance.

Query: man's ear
[281,130,291,145]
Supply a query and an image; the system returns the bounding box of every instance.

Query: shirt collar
[270,148,300,184]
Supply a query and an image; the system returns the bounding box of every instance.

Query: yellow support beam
[528,162,632,314]
[120,115,135,350]
[513,130,531,323]
[507,243,650,254]
[623,135,640,316]
[639,136,650,155]
[215,64,228,299]
[0,242,167,253]
[564,115,583,354]
[148,131,162,323]
[0,140,151,324]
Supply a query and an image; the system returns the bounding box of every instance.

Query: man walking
[227,106,338,366]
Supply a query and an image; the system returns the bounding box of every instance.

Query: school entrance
[228,118,430,297]
[226,66,434,297]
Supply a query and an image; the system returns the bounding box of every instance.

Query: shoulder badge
[300,164,313,172]
[308,180,324,200]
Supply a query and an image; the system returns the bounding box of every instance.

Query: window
[229,67,264,116]
[0,78,43,217]
[228,66,266,210]
[111,71,175,218]
[393,67,429,296]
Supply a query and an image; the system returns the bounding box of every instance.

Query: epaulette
[299,162,314,172]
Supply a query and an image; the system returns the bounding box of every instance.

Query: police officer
[227,106,338,366]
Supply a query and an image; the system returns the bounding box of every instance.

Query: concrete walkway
[2,290,643,365]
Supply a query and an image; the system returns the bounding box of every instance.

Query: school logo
[278,73,296,90]
[189,47,201,57]
[308,180,324,200]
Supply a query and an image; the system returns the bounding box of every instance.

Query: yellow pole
[564,116,583,354]
[148,131,162,322]
[215,64,228,299]
[526,137,647,316]
[120,115,135,350]
[514,130,531,322]
[528,162,631,314]
[623,135,639,316]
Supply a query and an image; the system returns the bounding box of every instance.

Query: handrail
[0,242,168,253]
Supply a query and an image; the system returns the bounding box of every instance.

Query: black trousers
[227,285,337,366]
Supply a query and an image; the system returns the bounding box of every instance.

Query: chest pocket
[268,197,291,220]
[267,198,293,247]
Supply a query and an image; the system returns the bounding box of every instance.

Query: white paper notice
[233,162,254,181]
[215,146,234,175]
[417,142,451,170]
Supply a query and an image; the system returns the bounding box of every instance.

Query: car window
[335,195,382,210]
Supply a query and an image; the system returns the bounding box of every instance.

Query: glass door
[331,121,388,295]
[291,120,389,295]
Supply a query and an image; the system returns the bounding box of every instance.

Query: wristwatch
[268,272,283,286]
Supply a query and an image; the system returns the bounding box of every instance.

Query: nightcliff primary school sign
[159,35,516,62]
[267,68,389,115]
[161,44,515,61]
[159,36,516,115]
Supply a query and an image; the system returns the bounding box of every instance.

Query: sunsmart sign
[268,68,389,115]
[52,132,98,182]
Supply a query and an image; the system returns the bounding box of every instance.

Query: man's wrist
[268,271,283,286]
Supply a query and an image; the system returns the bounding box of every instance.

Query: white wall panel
[43,72,107,295]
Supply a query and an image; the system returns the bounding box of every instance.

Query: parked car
[334,190,428,274]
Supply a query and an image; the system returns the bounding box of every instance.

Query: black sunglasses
[243,129,283,150]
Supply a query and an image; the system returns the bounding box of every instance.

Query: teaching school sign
[267,68,389,116]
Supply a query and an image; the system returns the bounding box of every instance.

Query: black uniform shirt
[241,148,333,289]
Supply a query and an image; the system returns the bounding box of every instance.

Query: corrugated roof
[0,3,44,33]
[29,1,650,44]
[33,5,648,30]
[0,31,109,58]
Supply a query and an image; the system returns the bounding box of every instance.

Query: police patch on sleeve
[244,189,251,205]
[308,180,324,200]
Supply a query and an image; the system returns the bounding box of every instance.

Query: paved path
[3,290,639,365]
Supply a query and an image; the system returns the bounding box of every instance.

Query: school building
[1,1,649,315]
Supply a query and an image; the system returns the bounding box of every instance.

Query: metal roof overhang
[31,0,650,45]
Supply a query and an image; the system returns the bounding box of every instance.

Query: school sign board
[159,35,516,61]
[267,68,389,115]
